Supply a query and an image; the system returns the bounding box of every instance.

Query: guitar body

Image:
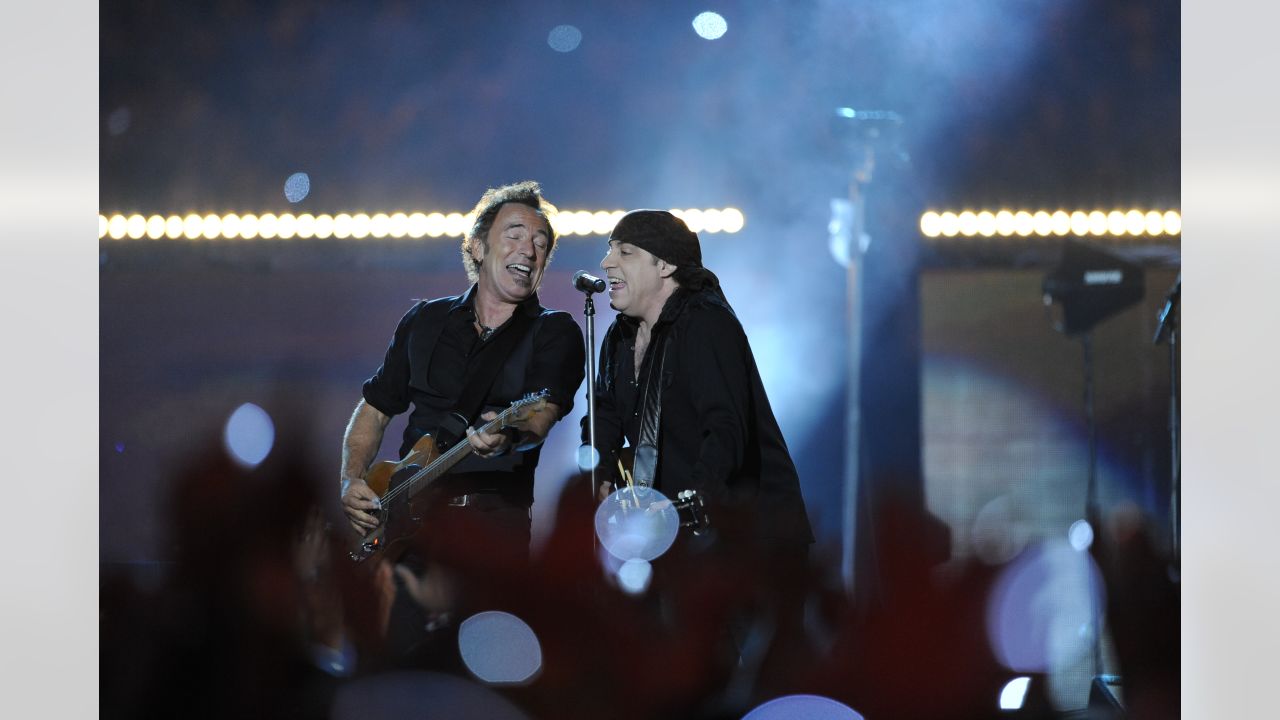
[346,389,552,564]
[350,433,444,563]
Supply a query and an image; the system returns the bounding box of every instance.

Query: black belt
[445,491,521,511]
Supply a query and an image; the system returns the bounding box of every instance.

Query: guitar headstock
[501,388,551,429]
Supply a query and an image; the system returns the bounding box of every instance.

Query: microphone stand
[582,292,599,500]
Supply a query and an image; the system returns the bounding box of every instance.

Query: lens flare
[223,402,275,468]
[458,611,542,685]
[594,486,680,562]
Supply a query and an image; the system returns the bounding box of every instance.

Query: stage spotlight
[701,208,724,233]
[995,210,1015,236]
[276,213,297,239]
[1107,210,1127,236]
[350,213,371,239]
[977,211,997,237]
[313,214,333,239]
[1013,211,1034,237]
[683,208,705,233]
[445,212,468,237]
[182,213,202,240]
[388,212,409,238]
[201,213,221,240]
[1087,211,1108,236]
[1051,210,1071,236]
[296,213,316,238]
[258,213,278,240]
[221,213,241,240]
[1125,209,1146,236]
[692,11,728,40]
[126,214,146,240]
[591,210,615,236]
[1144,210,1164,236]
[332,213,352,239]
[1163,210,1181,235]
[425,212,446,238]
[145,215,165,240]
[239,214,259,239]
[165,215,183,239]
[369,213,390,238]
[721,207,745,233]
[939,212,959,237]
[107,214,127,240]
[958,211,978,236]
[1070,211,1090,236]
[407,212,428,238]
[1032,211,1052,237]
[919,211,941,238]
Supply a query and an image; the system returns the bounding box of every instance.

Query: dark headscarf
[609,209,723,293]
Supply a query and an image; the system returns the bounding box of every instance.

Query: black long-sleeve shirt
[363,286,585,506]
[585,287,813,545]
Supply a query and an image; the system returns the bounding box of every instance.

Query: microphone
[572,270,606,294]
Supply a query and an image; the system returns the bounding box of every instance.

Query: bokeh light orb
[547,24,582,53]
[223,402,275,468]
[742,694,864,720]
[1000,677,1032,710]
[1068,519,1094,551]
[576,444,601,472]
[616,558,653,595]
[284,172,311,203]
[985,539,1104,673]
[692,12,728,40]
[458,611,542,685]
[594,485,680,562]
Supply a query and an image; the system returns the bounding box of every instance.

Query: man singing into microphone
[583,210,814,671]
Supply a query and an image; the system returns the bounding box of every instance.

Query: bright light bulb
[939,212,959,237]
[958,211,978,236]
[146,215,166,240]
[919,212,941,238]
[721,208,745,233]
[977,211,997,237]
[201,213,222,240]
[1032,211,1052,236]
[221,214,241,240]
[1013,211,1033,237]
[995,210,1015,236]
[126,214,147,239]
[1163,210,1181,235]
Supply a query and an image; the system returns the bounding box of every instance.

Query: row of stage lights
[98,207,746,241]
[920,209,1181,238]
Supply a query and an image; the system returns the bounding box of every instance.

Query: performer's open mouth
[507,263,532,281]
[607,276,625,293]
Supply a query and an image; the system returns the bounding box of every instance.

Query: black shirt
[363,285,585,506]
[586,287,814,545]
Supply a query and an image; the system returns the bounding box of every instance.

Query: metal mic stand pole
[583,293,598,500]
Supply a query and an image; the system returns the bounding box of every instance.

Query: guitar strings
[375,393,542,507]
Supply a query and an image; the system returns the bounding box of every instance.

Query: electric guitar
[349,390,550,563]
[614,446,710,535]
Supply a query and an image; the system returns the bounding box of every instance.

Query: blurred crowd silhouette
[100,431,1178,720]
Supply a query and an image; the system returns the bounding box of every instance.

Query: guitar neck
[401,410,514,500]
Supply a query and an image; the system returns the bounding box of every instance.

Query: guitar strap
[436,307,538,447]
[632,329,669,488]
